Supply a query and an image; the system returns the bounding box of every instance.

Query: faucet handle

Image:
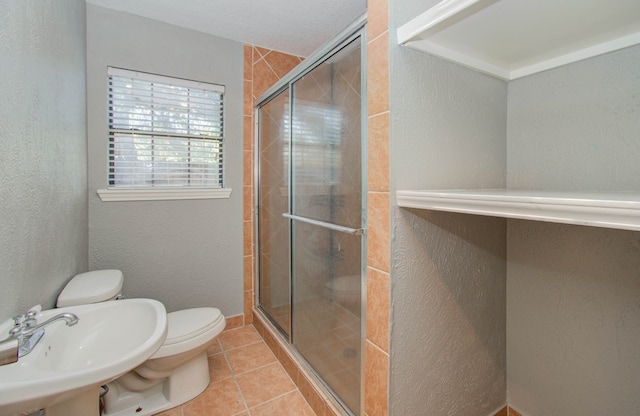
[23,309,38,329]
[12,315,23,326]
[8,325,22,337]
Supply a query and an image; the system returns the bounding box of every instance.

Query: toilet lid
[164,307,223,346]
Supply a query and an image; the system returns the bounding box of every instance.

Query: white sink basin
[0,299,167,415]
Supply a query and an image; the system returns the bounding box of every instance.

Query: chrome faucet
[7,310,79,358]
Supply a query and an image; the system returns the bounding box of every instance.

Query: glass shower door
[290,37,363,415]
[257,89,291,335]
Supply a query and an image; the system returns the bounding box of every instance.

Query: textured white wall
[389,0,509,413]
[0,0,88,319]
[507,222,640,415]
[86,5,244,315]
[506,46,640,415]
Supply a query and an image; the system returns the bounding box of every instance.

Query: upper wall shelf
[397,0,640,80]
[396,189,640,232]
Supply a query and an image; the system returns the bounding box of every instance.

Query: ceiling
[85,0,367,57]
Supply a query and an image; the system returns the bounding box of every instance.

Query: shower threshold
[253,308,358,416]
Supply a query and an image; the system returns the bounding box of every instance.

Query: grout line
[222,342,252,415]
[227,338,302,415]
[246,389,298,412]
[221,338,263,353]
[231,359,280,378]
[366,338,389,357]
[367,108,390,119]
[367,28,389,45]
[366,265,390,276]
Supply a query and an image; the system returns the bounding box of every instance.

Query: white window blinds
[107,67,225,188]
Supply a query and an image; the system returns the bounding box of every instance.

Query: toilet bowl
[325,274,360,315]
[57,270,226,416]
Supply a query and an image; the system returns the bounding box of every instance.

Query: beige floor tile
[182,378,246,416]
[154,407,182,416]
[250,391,315,416]
[156,327,321,416]
[219,326,263,351]
[235,362,296,408]
[208,352,232,383]
[226,342,277,375]
[206,338,222,355]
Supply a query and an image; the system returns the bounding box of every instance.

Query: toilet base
[44,385,101,416]
[102,351,210,416]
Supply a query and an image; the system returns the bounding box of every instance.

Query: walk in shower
[255,19,366,415]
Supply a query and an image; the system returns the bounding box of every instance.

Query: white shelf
[397,0,640,80]
[396,189,640,231]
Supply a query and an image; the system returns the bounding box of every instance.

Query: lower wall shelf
[396,189,640,231]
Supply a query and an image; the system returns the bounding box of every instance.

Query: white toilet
[57,269,226,416]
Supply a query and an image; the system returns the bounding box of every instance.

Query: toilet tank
[56,269,124,307]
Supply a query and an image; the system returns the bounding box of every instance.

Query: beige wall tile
[243,220,253,256]
[367,192,390,272]
[367,111,390,192]
[244,289,254,324]
[244,80,254,116]
[243,254,253,291]
[244,45,301,327]
[367,0,388,41]
[225,315,244,330]
[243,185,253,222]
[278,348,301,386]
[244,45,253,81]
[252,58,280,100]
[243,115,253,150]
[254,46,271,60]
[264,50,303,79]
[366,267,390,352]
[297,374,326,416]
[243,150,253,186]
[365,341,389,416]
[367,31,389,117]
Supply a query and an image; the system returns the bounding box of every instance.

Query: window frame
[97,67,232,202]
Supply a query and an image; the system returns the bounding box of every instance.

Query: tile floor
[264,296,361,414]
[292,298,361,414]
[155,325,316,416]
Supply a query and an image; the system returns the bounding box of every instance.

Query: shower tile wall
[245,7,392,412]
[243,45,303,327]
[365,0,391,414]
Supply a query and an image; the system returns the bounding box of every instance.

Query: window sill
[97,187,232,202]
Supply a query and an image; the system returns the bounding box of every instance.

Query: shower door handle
[282,213,365,236]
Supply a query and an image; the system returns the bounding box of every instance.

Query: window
[101,67,229,200]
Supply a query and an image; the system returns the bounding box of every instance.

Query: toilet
[57,270,226,416]
[325,275,361,316]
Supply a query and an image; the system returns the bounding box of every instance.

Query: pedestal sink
[0,299,167,416]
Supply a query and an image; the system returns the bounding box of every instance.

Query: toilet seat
[151,307,225,359]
